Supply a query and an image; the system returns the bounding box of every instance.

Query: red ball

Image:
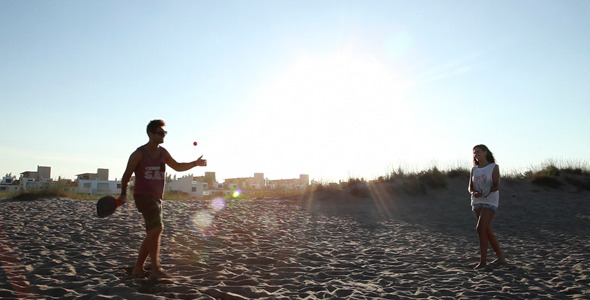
[193,141,198,146]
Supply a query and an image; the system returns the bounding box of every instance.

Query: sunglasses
[152,130,167,136]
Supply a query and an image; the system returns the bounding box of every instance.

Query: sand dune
[1,176,589,299]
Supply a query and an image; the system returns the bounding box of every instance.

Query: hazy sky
[2,1,589,182]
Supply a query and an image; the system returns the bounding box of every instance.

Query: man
[117,119,206,279]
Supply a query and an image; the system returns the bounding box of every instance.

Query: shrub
[564,176,590,191]
[529,164,563,189]
[401,178,426,195]
[562,168,590,176]
[163,190,193,200]
[446,168,469,178]
[531,176,561,188]
[385,166,407,182]
[348,178,369,197]
[12,188,74,201]
[534,165,560,177]
[418,167,447,189]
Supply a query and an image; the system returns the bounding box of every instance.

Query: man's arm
[166,154,207,172]
[117,150,142,201]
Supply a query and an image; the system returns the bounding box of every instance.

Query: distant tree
[166,173,177,183]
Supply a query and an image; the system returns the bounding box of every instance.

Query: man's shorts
[472,203,497,212]
[134,194,163,231]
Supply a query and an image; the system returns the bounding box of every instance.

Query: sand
[1,175,589,299]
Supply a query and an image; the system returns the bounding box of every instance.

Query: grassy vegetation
[2,160,589,201]
[162,190,198,200]
[486,160,590,191]
[345,166,470,196]
[0,187,82,201]
[505,160,590,179]
[0,186,312,201]
[310,160,590,197]
[564,176,590,192]
[523,161,590,191]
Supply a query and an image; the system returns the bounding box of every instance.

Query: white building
[166,174,206,199]
[20,166,51,182]
[19,166,52,191]
[76,169,122,195]
[224,173,265,190]
[77,179,122,195]
[0,174,19,192]
[268,174,310,191]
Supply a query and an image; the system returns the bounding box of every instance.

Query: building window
[192,187,197,192]
[97,183,109,193]
[84,183,91,188]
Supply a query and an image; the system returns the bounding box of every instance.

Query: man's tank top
[471,163,499,207]
[133,146,169,199]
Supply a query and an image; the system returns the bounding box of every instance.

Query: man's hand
[194,156,207,167]
[117,194,127,203]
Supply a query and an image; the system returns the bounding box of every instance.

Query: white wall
[77,180,121,195]
[166,175,204,198]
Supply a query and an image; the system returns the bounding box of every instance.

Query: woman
[468,144,506,269]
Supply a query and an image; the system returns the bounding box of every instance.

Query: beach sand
[1,175,589,299]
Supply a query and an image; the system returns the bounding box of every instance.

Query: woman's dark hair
[473,144,496,165]
[147,119,166,135]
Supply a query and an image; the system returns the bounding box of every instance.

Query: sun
[245,50,416,180]
[257,51,409,129]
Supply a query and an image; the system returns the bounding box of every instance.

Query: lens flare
[211,197,226,211]
[190,210,213,235]
[232,189,242,198]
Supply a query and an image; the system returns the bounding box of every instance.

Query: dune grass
[313,160,590,196]
[0,187,80,201]
[339,166,469,196]
[523,160,590,191]
[2,160,589,201]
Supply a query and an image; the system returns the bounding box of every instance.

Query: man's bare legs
[132,225,169,278]
[474,209,505,269]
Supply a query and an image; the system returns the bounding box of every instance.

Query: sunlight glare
[190,210,214,236]
[211,197,226,211]
[247,51,418,180]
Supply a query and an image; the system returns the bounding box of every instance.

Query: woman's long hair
[473,144,496,166]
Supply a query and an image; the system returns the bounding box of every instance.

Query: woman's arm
[468,168,483,197]
[468,168,477,194]
[489,164,500,192]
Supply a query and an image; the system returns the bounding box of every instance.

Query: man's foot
[132,267,148,278]
[491,258,507,266]
[149,269,172,280]
[473,262,487,269]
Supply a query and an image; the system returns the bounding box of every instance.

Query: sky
[1,0,589,183]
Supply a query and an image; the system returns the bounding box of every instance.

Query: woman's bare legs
[488,225,506,265]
